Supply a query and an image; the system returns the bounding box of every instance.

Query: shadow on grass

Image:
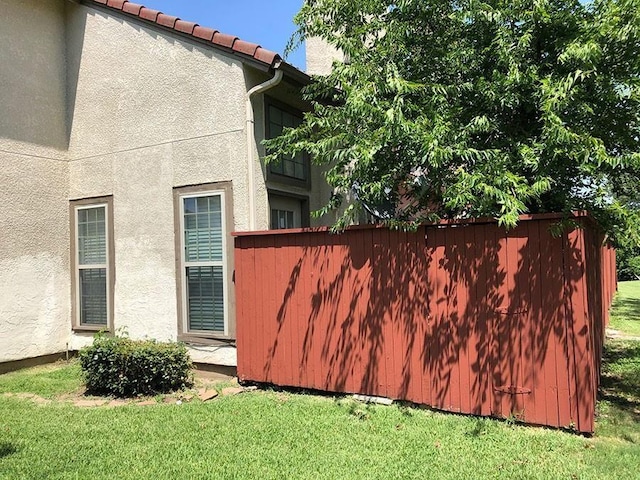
[612,297,640,321]
[0,442,18,458]
[598,341,640,422]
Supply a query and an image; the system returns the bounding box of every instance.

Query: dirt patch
[3,392,51,405]
[74,399,108,407]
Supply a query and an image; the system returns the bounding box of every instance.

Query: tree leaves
[267,0,640,243]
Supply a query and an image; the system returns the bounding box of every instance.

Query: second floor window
[266,101,308,185]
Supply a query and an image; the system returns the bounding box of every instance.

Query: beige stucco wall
[304,38,346,223]
[0,155,70,362]
[0,0,69,155]
[0,0,71,362]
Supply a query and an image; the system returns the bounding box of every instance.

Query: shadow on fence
[235,213,616,433]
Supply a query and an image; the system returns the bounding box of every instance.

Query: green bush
[78,333,194,397]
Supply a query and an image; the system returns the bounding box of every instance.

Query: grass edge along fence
[234,213,616,433]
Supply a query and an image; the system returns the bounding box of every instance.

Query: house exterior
[0,0,332,368]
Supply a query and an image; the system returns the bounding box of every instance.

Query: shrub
[78,333,194,397]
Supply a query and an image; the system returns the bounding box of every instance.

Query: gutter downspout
[246,67,284,231]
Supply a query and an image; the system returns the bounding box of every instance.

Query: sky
[138,0,306,70]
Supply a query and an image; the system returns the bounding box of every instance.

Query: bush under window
[79,333,194,397]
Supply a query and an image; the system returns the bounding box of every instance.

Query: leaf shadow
[0,442,19,458]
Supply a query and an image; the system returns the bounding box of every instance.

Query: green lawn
[0,376,637,480]
[1,285,639,479]
[0,362,83,398]
[609,280,640,336]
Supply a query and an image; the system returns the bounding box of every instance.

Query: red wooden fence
[234,213,617,433]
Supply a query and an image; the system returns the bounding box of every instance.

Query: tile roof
[88,0,282,69]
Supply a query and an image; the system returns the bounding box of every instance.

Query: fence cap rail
[232,211,592,237]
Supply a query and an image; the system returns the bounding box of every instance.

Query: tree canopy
[266,0,640,244]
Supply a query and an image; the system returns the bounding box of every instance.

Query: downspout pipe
[246,67,284,231]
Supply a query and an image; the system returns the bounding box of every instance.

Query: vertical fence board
[236,236,251,381]
[432,225,446,410]
[411,228,428,405]
[526,220,544,426]
[564,228,585,431]
[301,236,313,390]
[458,225,472,416]
[474,223,491,417]
[518,222,533,423]
[550,223,569,427]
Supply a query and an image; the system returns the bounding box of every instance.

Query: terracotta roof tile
[233,39,259,57]
[87,0,282,69]
[106,0,126,9]
[138,7,159,22]
[212,32,238,49]
[192,26,216,42]
[156,13,178,28]
[253,48,280,66]
[122,2,142,15]
[174,20,197,35]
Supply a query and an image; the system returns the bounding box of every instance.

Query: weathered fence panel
[234,213,616,433]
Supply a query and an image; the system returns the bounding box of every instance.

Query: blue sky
[138,0,306,70]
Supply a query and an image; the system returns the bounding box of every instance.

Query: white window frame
[71,198,113,331]
[178,189,229,337]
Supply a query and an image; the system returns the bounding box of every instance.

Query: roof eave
[277,62,311,86]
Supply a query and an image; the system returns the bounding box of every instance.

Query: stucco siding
[305,37,343,77]
[0,0,71,363]
[110,146,176,341]
[0,155,70,362]
[0,0,68,155]
[66,4,247,160]
[303,39,344,223]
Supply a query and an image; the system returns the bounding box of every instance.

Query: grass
[597,339,640,444]
[0,285,639,479]
[0,380,633,480]
[609,280,640,336]
[1,361,639,480]
[0,361,83,398]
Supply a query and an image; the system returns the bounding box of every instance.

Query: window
[271,209,295,230]
[269,192,310,230]
[71,197,114,330]
[266,99,309,186]
[175,183,233,339]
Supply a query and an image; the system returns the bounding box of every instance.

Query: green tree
[266,0,640,243]
[613,172,640,279]
[617,246,640,280]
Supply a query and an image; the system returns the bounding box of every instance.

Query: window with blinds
[72,199,112,329]
[180,192,227,334]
